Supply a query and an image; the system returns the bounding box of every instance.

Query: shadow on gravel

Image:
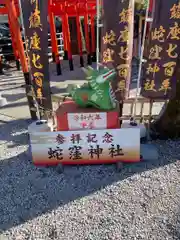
[51,86,67,95]
[0,101,27,109]
[0,76,23,83]
[0,82,22,87]
[166,217,180,240]
[2,93,26,102]
[0,119,179,233]
[0,85,24,92]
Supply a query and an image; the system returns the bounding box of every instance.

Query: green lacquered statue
[68,66,117,110]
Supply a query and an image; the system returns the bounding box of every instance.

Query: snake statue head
[68,65,117,110]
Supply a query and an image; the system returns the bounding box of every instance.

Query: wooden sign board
[20,0,52,117]
[141,0,180,99]
[101,0,134,100]
[30,128,140,165]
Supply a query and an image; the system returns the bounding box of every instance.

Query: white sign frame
[30,128,140,165]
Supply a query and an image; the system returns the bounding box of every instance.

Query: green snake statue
[68,66,117,110]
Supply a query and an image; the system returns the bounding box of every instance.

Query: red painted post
[76,4,84,67]
[8,15,20,70]
[90,14,96,62]
[62,15,68,60]
[64,8,74,71]
[84,4,92,65]
[49,0,62,75]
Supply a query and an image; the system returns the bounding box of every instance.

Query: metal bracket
[97,24,103,28]
[146,18,153,22]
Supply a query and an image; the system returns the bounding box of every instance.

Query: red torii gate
[0,0,155,71]
[0,0,21,69]
[49,0,97,68]
[0,0,98,72]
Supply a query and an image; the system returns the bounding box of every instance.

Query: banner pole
[96,0,100,70]
[133,0,150,119]
[18,0,26,37]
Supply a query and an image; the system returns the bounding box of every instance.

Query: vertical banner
[141,0,180,99]
[101,0,134,101]
[20,0,52,117]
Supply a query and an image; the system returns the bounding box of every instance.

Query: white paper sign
[67,112,107,130]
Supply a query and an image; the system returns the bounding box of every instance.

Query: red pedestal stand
[56,101,120,131]
[29,101,140,171]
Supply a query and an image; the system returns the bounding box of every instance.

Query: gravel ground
[0,118,180,240]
